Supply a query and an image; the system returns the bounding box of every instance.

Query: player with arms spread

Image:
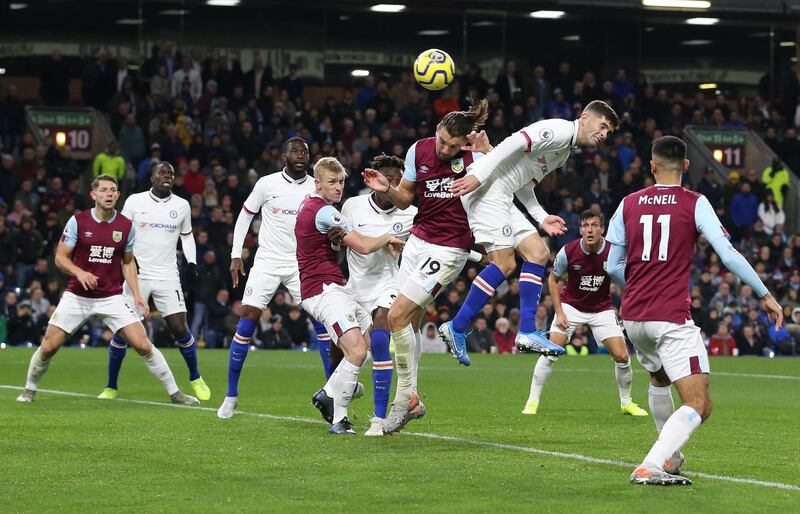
[440,100,619,365]
[362,99,491,434]
[298,157,404,435]
[606,136,783,485]
[217,137,319,419]
[16,175,198,405]
[99,162,209,401]
[522,209,647,417]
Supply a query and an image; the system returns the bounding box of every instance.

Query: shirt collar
[281,168,309,185]
[580,237,606,255]
[91,208,117,224]
[369,193,397,214]
[149,189,173,203]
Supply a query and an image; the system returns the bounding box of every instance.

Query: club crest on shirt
[112,231,122,243]
[170,210,178,218]
[451,158,465,173]
[393,222,404,233]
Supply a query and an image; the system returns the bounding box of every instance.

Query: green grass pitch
[1,347,798,513]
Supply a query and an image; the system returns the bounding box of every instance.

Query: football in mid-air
[413,48,455,91]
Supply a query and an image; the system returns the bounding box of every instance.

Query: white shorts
[349,284,398,315]
[124,277,186,318]
[301,283,371,344]
[49,292,141,335]
[549,303,624,343]
[242,263,301,310]
[396,234,470,309]
[624,319,711,382]
[462,186,537,253]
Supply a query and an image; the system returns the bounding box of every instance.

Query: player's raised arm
[452,131,528,196]
[315,203,404,255]
[514,184,566,236]
[694,195,783,328]
[363,141,420,209]
[55,215,98,290]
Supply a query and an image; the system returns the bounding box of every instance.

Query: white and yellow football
[413,48,455,91]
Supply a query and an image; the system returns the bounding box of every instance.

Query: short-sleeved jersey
[553,238,613,313]
[341,193,417,300]
[121,190,191,280]
[295,195,349,300]
[607,184,728,323]
[62,209,135,299]
[467,118,578,195]
[403,137,481,250]
[243,170,315,269]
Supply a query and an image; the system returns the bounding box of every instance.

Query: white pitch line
[2,384,799,492]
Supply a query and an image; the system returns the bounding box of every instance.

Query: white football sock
[25,348,51,390]
[142,346,179,396]
[642,405,702,469]
[648,384,675,433]
[527,355,553,404]
[331,358,361,424]
[391,324,415,404]
[410,330,422,391]
[615,360,633,406]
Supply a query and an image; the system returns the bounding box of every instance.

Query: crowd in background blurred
[0,43,798,357]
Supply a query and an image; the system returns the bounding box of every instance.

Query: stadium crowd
[0,45,798,357]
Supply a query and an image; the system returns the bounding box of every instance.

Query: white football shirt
[466,118,578,195]
[241,170,315,269]
[121,190,192,281]
[341,193,417,301]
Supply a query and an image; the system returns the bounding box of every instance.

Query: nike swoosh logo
[357,223,367,227]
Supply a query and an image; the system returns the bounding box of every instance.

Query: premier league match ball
[413,48,455,91]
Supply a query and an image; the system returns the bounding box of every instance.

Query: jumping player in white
[217,137,318,419]
[522,209,647,417]
[440,100,619,366]
[607,136,783,485]
[98,162,210,401]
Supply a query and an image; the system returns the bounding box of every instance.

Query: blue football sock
[227,318,256,397]
[314,320,333,379]
[176,332,200,381]
[452,263,506,333]
[370,329,393,419]
[520,262,545,333]
[106,334,127,390]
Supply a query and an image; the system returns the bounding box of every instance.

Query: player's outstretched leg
[383,322,416,434]
[523,355,558,414]
[515,262,564,356]
[441,263,507,366]
[17,326,68,402]
[218,316,257,419]
[366,328,392,436]
[313,320,333,379]
[121,322,199,405]
[325,328,367,435]
[605,337,647,416]
[164,313,209,400]
[647,373,684,474]
[99,333,127,399]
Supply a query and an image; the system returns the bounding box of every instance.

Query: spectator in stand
[697,167,724,208]
[118,113,146,164]
[92,141,126,183]
[80,49,116,112]
[39,49,71,106]
[206,288,230,349]
[171,57,202,101]
[758,191,785,235]
[709,322,736,356]
[467,316,494,354]
[492,317,516,354]
[260,314,293,350]
[762,158,790,208]
[420,322,447,353]
[283,306,309,348]
[735,324,764,356]
[547,88,572,119]
[495,61,522,105]
[729,182,759,241]
[7,300,37,346]
[183,158,206,196]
